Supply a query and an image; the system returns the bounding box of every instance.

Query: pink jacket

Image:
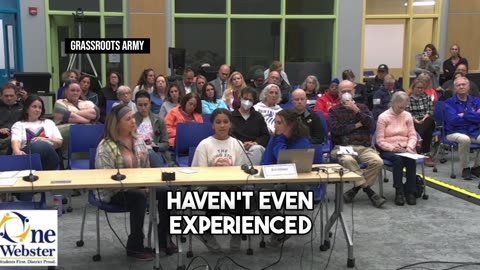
[376,108,417,152]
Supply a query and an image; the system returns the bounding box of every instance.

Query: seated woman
[112,86,137,113]
[150,75,168,114]
[201,83,228,114]
[54,80,99,125]
[79,74,99,106]
[11,95,63,170]
[95,105,176,259]
[57,70,79,100]
[98,71,121,122]
[159,83,183,119]
[261,109,310,165]
[301,75,321,110]
[223,71,247,111]
[376,92,418,206]
[413,72,438,103]
[134,90,170,167]
[191,108,248,251]
[254,84,283,135]
[195,75,207,94]
[165,93,203,148]
[407,79,435,167]
[133,68,155,96]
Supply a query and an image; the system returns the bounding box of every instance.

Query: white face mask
[341,92,354,104]
[241,99,253,110]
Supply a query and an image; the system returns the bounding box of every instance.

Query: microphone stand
[23,140,39,182]
[233,137,258,175]
[111,142,126,181]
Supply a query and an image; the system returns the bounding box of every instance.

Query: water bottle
[53,195,63,217]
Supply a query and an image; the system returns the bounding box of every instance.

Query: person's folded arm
[328,109,356,136]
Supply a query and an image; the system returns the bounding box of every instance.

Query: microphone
[233,137,258,175]
[23,139,39,182]
[111,142,126,181]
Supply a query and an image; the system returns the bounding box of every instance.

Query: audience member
[223,71,247,111]
[210,64,230,99]
[8,79,28,103]
[247,69,264,99]
[313,78,340,119]
[11,95,62,170]
[95,104,154,261]
[439,64,480,99]
[291,89,324,144]
[372,74,402,120]
[79,75,99,106]
[376,92,418,206]
[365,64,403,109]
[113,86,137,113]
[342,69,368,105]
[254,84,283,135]
[98,71,121,122]
[178,68,196,95]
[413,72,438,103]
[133,68,155,96]
[443,44,468,82]
[301,75,321,110]
[165,93,203,148]
[192,108,248,251]
[159,83,183,119]
[414,44,442,89]
[263,60,290,86]
[134,90,170,168]
[150,75,167,114]
[329,80,385,208]
[232,87,269,165]
[195,75,207,94]
[57,70,79,100]
[0,83,23,154]
[54,80,99,125]
[265,70,291,104]
[201,83,228,114]
[407,79,435,167]
[444,77,480,180]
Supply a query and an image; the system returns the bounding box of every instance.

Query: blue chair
[314,112,333,162]
[0,154,46,210]
[434,101,480,178]
[188,146,197,167]
[106,100,116,115]
[202,114,211,123]
[68,124,104,170]
[174,122,214,167]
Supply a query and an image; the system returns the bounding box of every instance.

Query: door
[0,12,20,84]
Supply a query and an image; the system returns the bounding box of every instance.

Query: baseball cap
[377,64,389,72]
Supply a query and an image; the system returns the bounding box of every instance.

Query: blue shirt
[261,134,310,165]
[150,92,165,114]
[445,95,480,138]
[201,99,228,114]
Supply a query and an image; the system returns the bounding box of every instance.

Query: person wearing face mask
[231,87,269,165]
[329,80,386,208]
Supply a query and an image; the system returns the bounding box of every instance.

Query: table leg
[149,187,161,270]
[320,182,355,268]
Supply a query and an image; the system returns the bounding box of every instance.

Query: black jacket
[231,108,270,147]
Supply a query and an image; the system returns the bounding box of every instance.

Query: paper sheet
[0,177,17,186]
[395,153,426,160]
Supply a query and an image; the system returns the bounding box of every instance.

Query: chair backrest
[434,100,445,126]
[175,122,213,156]
[188,146,197,166]
[106,100,116,115]
[0,154,42,171]
[68,124,104,158]
[89,148,96,169]
[202,114,211,123]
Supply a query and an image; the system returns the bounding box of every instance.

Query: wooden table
[0,164,360,269]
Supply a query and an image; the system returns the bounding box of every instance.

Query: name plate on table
[261,163,298,179]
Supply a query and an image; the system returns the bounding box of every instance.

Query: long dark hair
[424,44,439,60]
[277,109,309,140]
[106,70,122,89]
[21,95,45,121]
[166,83,183,103]
[136,68,154,89]
[210,108,231,124]
[180,93,202,114]
[201,82,217,103]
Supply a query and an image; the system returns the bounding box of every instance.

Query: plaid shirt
[328,103,374,147]
[407,94,433,120]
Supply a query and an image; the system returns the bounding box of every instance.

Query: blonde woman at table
[191,108,248,252]
[95,105,177,260]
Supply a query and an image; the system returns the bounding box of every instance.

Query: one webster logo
[0,210,58,266]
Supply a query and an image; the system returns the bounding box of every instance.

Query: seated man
[366,64,403,109]
[440,64,480,99]
[264,70,291,104]
[313,79,341,119]
[444,77,480,180]
[231,87,269,165]
[329,80,385,208]
[372,74,402,120]
[291,89,324,144]
[0,83,23,155]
